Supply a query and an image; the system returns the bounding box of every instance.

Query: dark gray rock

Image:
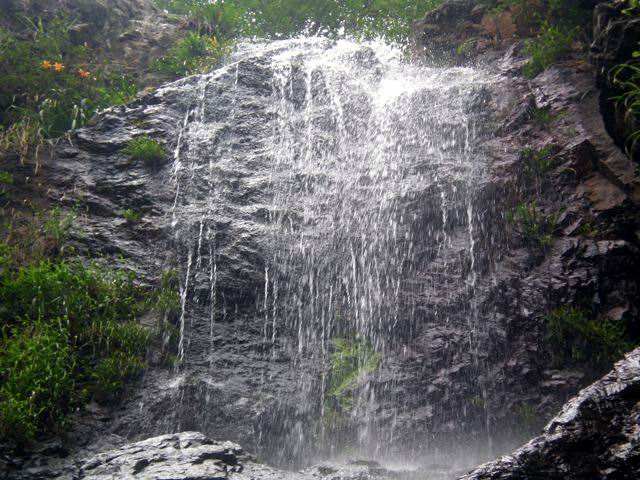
[79,432,243,480]
[458,347,640,479]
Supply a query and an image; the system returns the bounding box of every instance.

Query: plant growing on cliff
[507,201,556,251]
[325,337,381,413]
[522,21,576,78]
[545,306,633,370]
[153,32,230,78]
[154,0,444,44]
[152,268,182,364]
[0,257,151,444]
[0,18,137,163]
[623,0,640,15]
[122,208,142,224]
[521,145,555,181]
[123,136,165,166]
[610,42,640,157]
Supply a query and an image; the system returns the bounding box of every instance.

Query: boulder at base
[459,347,640,479]
[78,432,301,480]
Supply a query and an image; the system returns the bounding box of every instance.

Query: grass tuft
[123,136,165,166]
[546,306,634,369]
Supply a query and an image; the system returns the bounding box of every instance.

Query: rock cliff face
[391,0,640,452]
[2,0,640,479]
[460,347,640,479]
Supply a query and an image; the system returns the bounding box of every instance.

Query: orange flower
[77,68,90,78]
[53,62,65,72]
[41,60,52,70]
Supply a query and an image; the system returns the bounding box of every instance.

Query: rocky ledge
[460,346,640,479]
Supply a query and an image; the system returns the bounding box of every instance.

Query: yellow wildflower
[41,60,52,70]
[53,62,65,72]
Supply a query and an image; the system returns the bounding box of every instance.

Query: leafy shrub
[610,42,640,156]
[43,206,76,246]
[522,22,576,78]
[546,306,633,369]
[0,320,73,444]
[155,269,181,317]
[0,18,137,160]
[155,0,444,43]
[325,337,380,413]
[91,351,145,403]
[123,136,165,165]
[623,0,640,15]
[153,32,229,78]
[0,207,76,267]
[507,201,556,250]
[154,0,248,36]
[0,258,150,443]
[0,171,13,185]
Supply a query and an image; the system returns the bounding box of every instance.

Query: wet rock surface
[2,1,640,478]
[458,347,640,479]
[2,431,434,480]
[388,11,640,453]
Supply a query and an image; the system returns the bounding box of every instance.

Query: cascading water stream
[165,36,495,473]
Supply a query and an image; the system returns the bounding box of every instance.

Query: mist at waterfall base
[152,35,514,475]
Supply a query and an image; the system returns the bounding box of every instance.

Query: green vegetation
[545,306,635,369]
[153,268,181,364]
[155,269,181,319]
[153,32,230,78]
[507,201,556,251]
[154,0,444,44]
[0,257,150,444]
[122,208,142,224]
[0,192,155,445]
[325,337,380,413]
[0,171,13,185]
[521,145,555,180]
[486,1,590,78]
[151,0,446,77]
[576,220,599,238]
[522,22,576,78]
[1,1,448,158]
[623,0,640,15]
[123,136,165,165]
[528,105,562,128]
[1,206,76,265]
[610,42,640,157]
[0,17,137,162]
[0,171,13,197]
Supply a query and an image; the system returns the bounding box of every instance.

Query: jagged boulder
[79,432,244,480]
[459,347,640,479]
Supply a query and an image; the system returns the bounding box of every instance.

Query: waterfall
[166,36,495,471]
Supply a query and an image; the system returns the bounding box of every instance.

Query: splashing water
[166,36,496,472]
